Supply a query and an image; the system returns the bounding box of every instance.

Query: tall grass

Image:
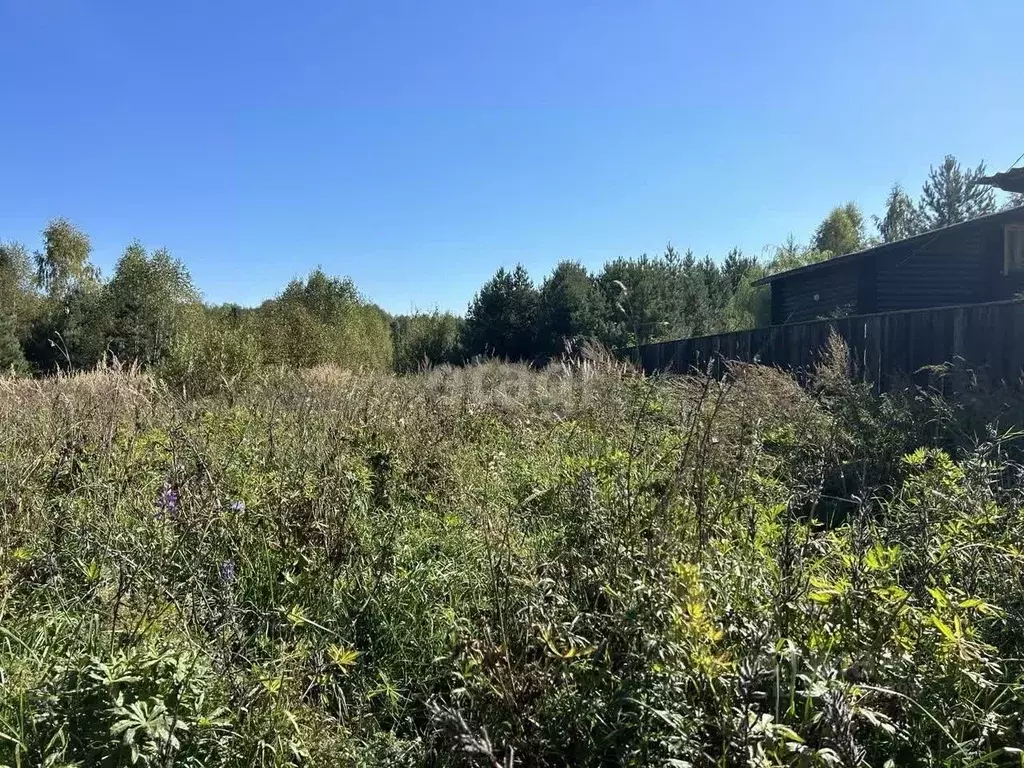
[1,354,1023,766]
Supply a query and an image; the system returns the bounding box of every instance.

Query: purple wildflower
[230,500,246,513]
[155,484,179,520]
[219,560,237,584]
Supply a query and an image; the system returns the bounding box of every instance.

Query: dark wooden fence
[623,299,1024,390]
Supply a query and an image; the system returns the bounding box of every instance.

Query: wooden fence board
[622,299,1024,391]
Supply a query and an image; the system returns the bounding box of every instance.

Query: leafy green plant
[2,361,1024,766]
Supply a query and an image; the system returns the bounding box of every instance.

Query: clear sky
[1,1,1021,314]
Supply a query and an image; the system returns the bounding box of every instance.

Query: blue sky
[1,0,1021,314]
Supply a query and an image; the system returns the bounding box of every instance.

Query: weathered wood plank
[622,299,1024,390]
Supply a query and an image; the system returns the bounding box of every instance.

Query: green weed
[1,360,1023,766]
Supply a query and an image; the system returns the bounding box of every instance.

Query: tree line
[0,224,393,390]
[2,154,1021,383]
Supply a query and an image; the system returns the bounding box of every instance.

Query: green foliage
[257,299,330,368]
[464,264,539,360]
[588,246,774,344]
[3,150,1015,376]
[22,284,109,372]
[160,308,263,396]
[0,241,38,323]
[2,363,1023,765]
[0,242,37,373]
[341,303,395,371]
[767,234,831,274]
[688,252,731,334]
[35,217,98,299]
[599,246,728,345]
[721,247,758,291]
[391,311,464,372]
[537,260,606,357]
[5,222,397,379]
[279,267,360,316]
[0,307,28,373]
[598,253,677,346]
[104,242,201,366]
[919,155,997,230]
[813,202,868,257]
[256,268,394,371]
[875,182,924,242]
[722,263,770,330]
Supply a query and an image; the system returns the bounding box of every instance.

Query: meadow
[1,347,1023,766]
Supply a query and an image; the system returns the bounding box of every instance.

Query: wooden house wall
[777,261,859,323]
[772,216,1024,322]
[874,227,988,312]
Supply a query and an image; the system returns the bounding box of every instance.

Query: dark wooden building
[757,206,1024,325]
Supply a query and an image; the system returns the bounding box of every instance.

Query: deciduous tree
[813,203,867,257]
[256,268,393,370]
[391,311,464,372]
[35,218,98,299]
[104,242,199,365]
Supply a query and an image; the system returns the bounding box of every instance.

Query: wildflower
[230,500,246,513]
[219,560,236,584]
[155,484,179,520]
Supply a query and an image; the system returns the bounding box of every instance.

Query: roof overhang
[979,167,1024,194]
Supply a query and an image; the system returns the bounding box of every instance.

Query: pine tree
[875,183,923,242]
[722,248,758,291]
[687,254,725,336]
[537,261,605,357]
[599,252,681,346]
[918,155,997,230]
[464,264,539,360]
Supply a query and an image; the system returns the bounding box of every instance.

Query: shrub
[254,270,394,372]
[391,311,464,372]
[159,309,264,397]
[1,362,1023,765]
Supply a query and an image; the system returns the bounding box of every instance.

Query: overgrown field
[2,354,1024,766]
